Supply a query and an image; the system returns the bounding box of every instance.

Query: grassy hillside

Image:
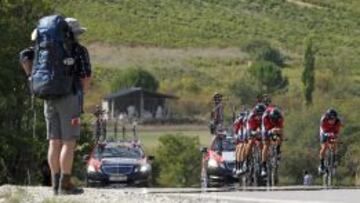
[57,0,360,104]
[58,0,360,58]
[54,0,360,185]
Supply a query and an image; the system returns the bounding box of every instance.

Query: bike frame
[267,134,281,187]
[94,113,107,144]
[242,135,263,187]
[323,138,336,187]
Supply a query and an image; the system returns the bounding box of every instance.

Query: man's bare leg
[48,139,62,195]
[59,140,83,194]
[60,140,76,174]
[319,143,327,172]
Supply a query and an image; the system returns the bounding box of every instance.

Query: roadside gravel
[0,185,174,203]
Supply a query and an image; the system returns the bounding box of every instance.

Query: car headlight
[208,158,219,168]
[87,165,97,173]
[140,164,151,173]
[208,158,225,168]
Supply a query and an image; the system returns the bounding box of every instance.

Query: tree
[302,37,315,106]
[154,134,201,187]
[0,0,53,184]
[248,61,288,93]
[243,40,285,67]
[229,76,260,105]
[111,67,159,92]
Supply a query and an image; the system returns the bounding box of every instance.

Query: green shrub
[249,60,288,93]
[228,76,260,106]
[111,66,159,92]
[154,134,201,187]
[0,0,52,185]
[243,40,285,67]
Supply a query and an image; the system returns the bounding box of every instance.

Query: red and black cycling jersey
[320,116,341,135]
[246,112,262,131]
[233,116,245,134]
[262,107,284,131]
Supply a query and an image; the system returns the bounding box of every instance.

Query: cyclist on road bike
[318,108,342,174]
[94,105,105,117]
[239,103,266,174]
[260,107,284,177]
[233,111,248,175]
[210,92,224,133]
[93,105,107,143]
[210,92,225,153]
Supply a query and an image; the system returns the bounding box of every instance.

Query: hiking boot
[52,173,60,195]
[59,174,84,195]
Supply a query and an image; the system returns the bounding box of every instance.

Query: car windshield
[96,146,142,159]
[212,139,236,152]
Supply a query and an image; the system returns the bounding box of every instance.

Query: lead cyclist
[318,108,342,174]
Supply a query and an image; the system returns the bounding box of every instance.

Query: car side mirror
[200,147,208,153]
[83,155,90,163]
[148,155,155,161]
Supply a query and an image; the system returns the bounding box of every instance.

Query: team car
[83,140,154,187]
[200,135,237,187]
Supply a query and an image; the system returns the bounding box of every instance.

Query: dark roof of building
[104,87,179,100]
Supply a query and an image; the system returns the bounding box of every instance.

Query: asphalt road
[158,187,360,203]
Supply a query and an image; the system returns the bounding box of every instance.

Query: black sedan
[84,141,153,187]
[200,136,237,187]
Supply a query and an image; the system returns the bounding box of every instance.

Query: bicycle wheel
[252,146,261,186]
[99,120,107,142]
[323,149,330,187]
[266,146,273,187]
[327,150,335,186]
[242,157,252,187]
[270,145,279,186]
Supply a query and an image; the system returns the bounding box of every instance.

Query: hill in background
[55,0,360,185]
[57,0,359,112]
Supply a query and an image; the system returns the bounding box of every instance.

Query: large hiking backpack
[31,15,75,99]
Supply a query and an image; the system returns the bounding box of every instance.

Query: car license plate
[109,175,127,181]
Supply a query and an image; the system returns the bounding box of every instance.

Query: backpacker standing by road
[19,15,91,195]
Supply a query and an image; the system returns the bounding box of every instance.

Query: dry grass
[107,124,211,149]
[286,0,324,9]
[87,43,248,69]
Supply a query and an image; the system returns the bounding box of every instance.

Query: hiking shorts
[44,94,81,140]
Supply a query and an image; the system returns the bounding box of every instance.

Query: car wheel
[138,181,151,188]
[86,175,99,188]
[85,175,92,187]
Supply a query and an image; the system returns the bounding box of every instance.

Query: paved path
[163,188,360,203]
